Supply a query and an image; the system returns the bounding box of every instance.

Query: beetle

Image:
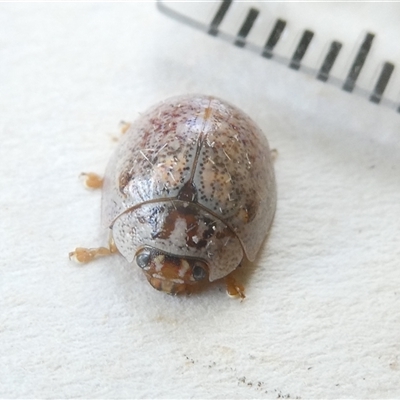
[69,94,277,297]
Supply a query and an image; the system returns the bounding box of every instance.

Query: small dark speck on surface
[183,354,195,364]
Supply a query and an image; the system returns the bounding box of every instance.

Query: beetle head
[134,246,209,294]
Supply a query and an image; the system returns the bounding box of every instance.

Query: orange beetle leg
[119,120,132,134]
[80,172,103,189]
[69,237,118,264]
[225,273,246,299]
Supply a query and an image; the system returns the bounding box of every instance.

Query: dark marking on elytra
[196,239,208,248]
[177,180,198,202]
[118,170,130,195]
[154,203,217,250]
[203,220,216,239]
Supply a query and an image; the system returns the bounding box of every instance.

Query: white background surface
[1,2,400,399]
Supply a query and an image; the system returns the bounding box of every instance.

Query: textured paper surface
[1,3,400,399]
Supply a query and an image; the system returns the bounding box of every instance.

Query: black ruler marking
[262,19,286,59]
[158,1,400,114]
[343,32,375,92]
[208,0,232,36]
[370,62,394,104]
[234,8,259,48]
[317,41,342,82]
[289,30,314,70]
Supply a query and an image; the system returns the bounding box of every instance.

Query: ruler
[157,1,400,115]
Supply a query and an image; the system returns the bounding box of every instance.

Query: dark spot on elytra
[154,208,181,240]
[196,239,208,249]
[118,171,131,195]
[202,220,216,240]
[177,181,198,202]
[153,203,213,250]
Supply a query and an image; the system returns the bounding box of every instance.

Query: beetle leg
[119,120,132,134]
[80,172,103,189]
[78,121,132,190]
[69,237,118,264]
[225,273,246,299]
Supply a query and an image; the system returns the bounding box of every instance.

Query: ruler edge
[157,0,400,114]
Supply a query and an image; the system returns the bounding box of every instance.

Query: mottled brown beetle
[70,94,277,298]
